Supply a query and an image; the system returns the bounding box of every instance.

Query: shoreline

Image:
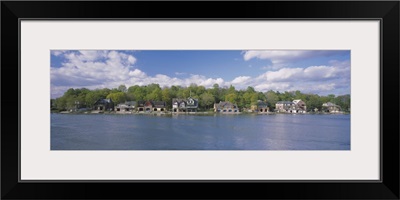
[55,111,350,115]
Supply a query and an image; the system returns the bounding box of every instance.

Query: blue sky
[51,50,350,98]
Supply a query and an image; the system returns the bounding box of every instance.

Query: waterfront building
[322,102,342,113]
[136,100,167,112]
[136,101,145,112]
[276,99,306,113]
[292,99,307,113]
[144,100,154,111]
[185,97,198,112]
[93,98,114,112]
[115,101,136,114]
[251,100,269,113]
[172,98,186,112]
[172,97,198,112]
[153,101,167,112]
[214,101,239,113]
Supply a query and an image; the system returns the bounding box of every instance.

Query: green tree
[145,83,161,94]
[128,86,146,101]
[200,93,215,109]
[162,88,171,107]
[335,94,351,112]
[225,93,238,104]
[246,86,255,93]
[100,88,111,98]
[52,83,350,113]
[228,85,236,94]
[146,88,162,101]
[54,97,67,110]
[306,94,322,112]
[211,84,221,102]
[242,92,253,108]
[281,91,294,101]
[85,91,101,107]
[64,88,76,97]
[106,92,126,104]
[118,84,127,92]
[196,86,206,96]
[250,93,258,105]
[265,90,279,109]
[127,85,140,93]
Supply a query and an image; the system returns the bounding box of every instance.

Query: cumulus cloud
[51,50,350,98]
[243,50,349,70]
[254,64,349,83]
[51,50,67,56]
[51,51,229,98]
[129,69,147,78]
[229,76,252,88]
[239,60,350,94]
[51,50,137,87]
[125,72,226,90]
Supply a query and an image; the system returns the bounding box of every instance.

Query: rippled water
[51,113,350,150]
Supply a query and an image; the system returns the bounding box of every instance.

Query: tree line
[51,83,350,112]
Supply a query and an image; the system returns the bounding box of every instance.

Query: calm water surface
[51,113,350,150]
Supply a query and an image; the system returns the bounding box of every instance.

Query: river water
[51,113,350,150]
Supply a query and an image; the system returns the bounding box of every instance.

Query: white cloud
[51,50,138,95]
[243,50,349,70]
[128,55,136,64]
[244,50,305,62]
[260,68,304,82]
[51,50,230,98]
[51,50,67,56]
[244,50,346,62]
[228,60,350,94]
[254,82,291,92]
[230,76,252,85]
[51,50,350,98]
[129,69,147,78]
[79,50,106,61]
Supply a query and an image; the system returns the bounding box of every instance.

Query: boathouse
[185,97,198,112]
[115,101,136,114]
[136,101,145,112]
[144,100,154,112]
[153,101,167,112]
[93,98,114,112]
[255,100,269,113]
[292,99,307,113]
[172,97,198,113]
[322,102,342,113]
[172,99,185,112]
[214,101,239,113]
[275,99,307,113]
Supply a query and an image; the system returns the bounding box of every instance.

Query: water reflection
[51,114,350,150]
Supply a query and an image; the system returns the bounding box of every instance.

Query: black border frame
[2,1,399,199]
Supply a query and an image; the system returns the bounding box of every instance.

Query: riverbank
[53,110,349,115]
